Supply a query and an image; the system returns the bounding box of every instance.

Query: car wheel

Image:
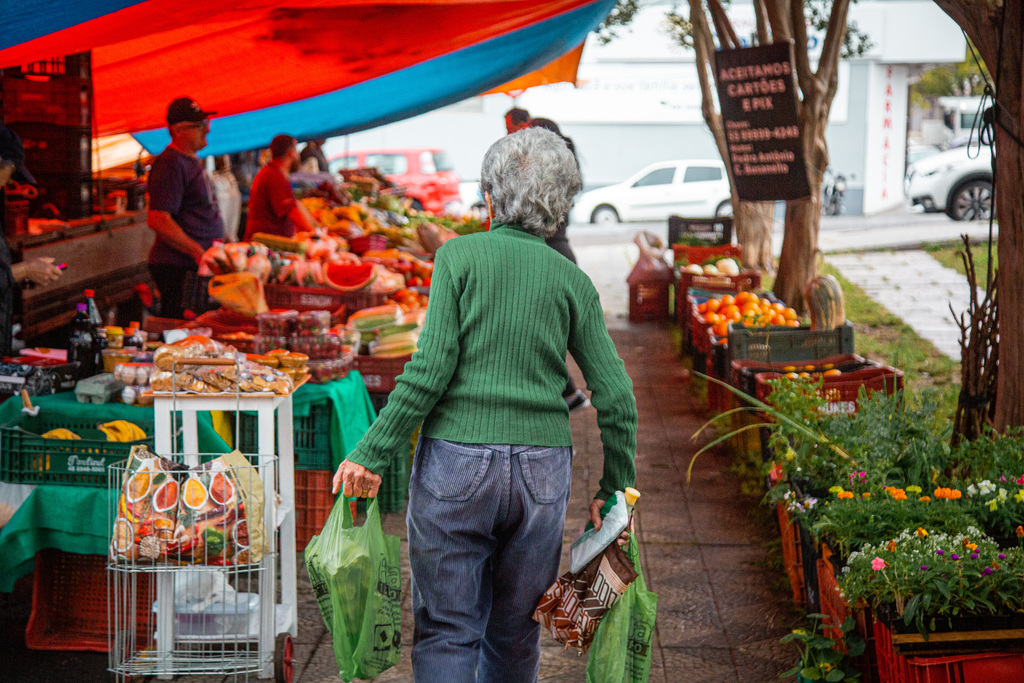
[714,200,733,218]
[591,205,619,224]
[947,180,992,221]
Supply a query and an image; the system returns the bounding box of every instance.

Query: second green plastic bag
[586,534,658,683]
[304,496,402,682]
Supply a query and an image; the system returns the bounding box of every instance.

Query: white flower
[967,484,978,496]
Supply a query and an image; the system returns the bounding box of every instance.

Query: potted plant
[779,613,865,681]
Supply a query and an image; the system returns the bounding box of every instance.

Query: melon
[324,263,377,291]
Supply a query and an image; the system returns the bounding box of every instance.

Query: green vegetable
[203,527,225,558]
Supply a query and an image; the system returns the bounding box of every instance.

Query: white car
[571,160,732,224]
[904,146,993,221]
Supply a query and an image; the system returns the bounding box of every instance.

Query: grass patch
[822,263,960,421]
[926,240,999,283]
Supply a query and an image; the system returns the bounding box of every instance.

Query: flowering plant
[779,614,864,681]
[838,527,1024,636]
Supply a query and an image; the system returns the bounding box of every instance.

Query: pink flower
[872,557,886,571]
[1016,475,1024,486]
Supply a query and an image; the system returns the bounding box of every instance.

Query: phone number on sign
[727,126,800,143]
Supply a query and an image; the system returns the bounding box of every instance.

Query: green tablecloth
[0,375,376,591]
[290,371,377,471]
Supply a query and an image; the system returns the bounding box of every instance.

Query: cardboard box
[0,357,78,397]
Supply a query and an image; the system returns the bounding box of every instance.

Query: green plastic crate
[727,321,855,364]
[0,413,154,487]
[237,402,332,470]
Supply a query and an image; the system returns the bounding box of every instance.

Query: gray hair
[480,127,582,238]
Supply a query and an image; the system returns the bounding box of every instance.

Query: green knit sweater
[346,223,637,499]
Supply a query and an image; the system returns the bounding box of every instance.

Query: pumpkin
[804,274,845,330]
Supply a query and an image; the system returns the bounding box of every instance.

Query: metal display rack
[108,358,298,681]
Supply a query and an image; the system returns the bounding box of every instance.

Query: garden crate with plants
[751,378,1024,672]
[755,366,904,416]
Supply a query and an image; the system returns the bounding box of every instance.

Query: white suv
[904,146,993,221]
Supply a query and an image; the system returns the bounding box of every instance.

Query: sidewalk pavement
[287,319,798,683]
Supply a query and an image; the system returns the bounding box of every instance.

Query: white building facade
[324,0,965,216]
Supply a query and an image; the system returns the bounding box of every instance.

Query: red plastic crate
[818,558,878,683]
[873,619,1024,683]
[756,366,904,415]
[776,502,805,608]
[296,469,340,551]
[731,354,875,397]
[353,354,412,393]
[671,243,743,266]
[628,282,670,323]
[348,234,389,255]
[25,549,152,652]
[264,284,389,317]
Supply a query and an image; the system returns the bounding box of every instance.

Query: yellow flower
[785,448,796,461]
[886,541,898,553]
[916,527,928,538]
[906,485,922,494]
[838,491,854,500]
[792,629,807,636]
[989,499,999,511]
[862,492,871,500]
[967,543,978,551]
[829,486,844,495]
[1016,490,1024,503]
[821,663,835,673]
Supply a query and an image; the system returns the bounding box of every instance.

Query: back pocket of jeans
[419,439,492,502]
[520,447,571,504]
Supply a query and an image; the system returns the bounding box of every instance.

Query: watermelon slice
[323,263,377,291]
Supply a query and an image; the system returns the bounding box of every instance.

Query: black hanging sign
[713,42,811,201]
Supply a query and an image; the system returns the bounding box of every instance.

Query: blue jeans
[407,437,573,683]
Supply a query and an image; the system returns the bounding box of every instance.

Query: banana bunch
[41,428,81,440]
[99,420,147,442]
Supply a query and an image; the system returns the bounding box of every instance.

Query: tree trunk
[734,200,775,274]
[991,1,1024,430]
[773,172,822,312]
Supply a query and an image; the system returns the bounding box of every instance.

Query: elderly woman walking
[333,127,638,682]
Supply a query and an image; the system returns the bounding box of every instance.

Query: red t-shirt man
[243,134,317,240]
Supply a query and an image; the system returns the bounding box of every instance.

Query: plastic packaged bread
[111,445,187,562]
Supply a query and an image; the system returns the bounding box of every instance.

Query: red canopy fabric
[0,0,600,137]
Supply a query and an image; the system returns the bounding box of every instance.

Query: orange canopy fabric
[0,0,603,137]
[482,42,585,96]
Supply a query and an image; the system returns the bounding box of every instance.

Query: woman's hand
[332,459,382,498]
[589,497,633,548]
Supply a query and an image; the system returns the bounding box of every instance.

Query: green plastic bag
[304,497,402,681]
[586,534,658,683]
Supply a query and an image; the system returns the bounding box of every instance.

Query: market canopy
[0,0,614,156]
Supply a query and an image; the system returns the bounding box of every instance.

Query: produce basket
[0,413,154,487]
[354,354,413,393]
[237,400,333,470]
[731,353,877,397]
[671,243,742,266]
[25,549,152,652]
[674,270,762,327]
[726,321,855,366]
[264,283,389,316]
[755,366,904,415]
[348,234,388,255]
[668,215,732,247]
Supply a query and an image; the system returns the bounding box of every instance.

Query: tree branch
[753,0,771,45]
[815,0,852,94]
[786,0,816,106]
[707,0,740,49]
[689,0,728,161]
[931,0,1001,65]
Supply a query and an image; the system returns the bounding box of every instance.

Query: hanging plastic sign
[713,42,811,200]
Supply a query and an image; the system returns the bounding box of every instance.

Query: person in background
[243,135,318,241]
[146,97,225,318]
[528,117,590,411]
[504,107,531,135]
[332,128,637,683]
[1,125,63,355]
[299,139,329,173]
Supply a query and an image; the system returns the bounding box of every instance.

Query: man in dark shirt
[243,135,317,241]
[147,97,225,318]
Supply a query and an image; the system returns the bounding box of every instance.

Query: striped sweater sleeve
[568,287,638,500]
[345,245,461,474]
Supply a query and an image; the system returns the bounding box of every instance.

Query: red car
[328,148,461,214]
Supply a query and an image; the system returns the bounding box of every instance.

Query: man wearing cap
[146,97,225,318]
[243,134,317,242]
